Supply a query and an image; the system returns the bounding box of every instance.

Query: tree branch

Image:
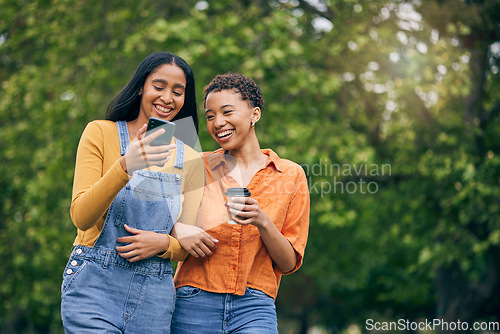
[296,0,336,22]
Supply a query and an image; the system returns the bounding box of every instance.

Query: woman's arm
[71,122,174,231]
[70,122,130,231]
[227,166,310,274]
[171,223,218,258]
[169,152,218,259]
[117,148,217,262]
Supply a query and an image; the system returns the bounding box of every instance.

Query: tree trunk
[435,249,499,334]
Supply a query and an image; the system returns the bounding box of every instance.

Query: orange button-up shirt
[174,148,310,299]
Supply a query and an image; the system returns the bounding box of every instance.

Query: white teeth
[156,105,171,113]
[217,130,234,138]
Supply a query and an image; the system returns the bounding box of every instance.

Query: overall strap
[173,138,185,170]
[116,121,129,156]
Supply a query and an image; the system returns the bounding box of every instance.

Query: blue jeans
[61,251,175,333]
[171,286,278,334]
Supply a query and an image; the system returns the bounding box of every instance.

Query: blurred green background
[1,0,499,333]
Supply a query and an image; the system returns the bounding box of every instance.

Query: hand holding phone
[146,117,176,146]
[120,122,176,174]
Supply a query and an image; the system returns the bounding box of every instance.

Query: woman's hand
[120,124,176,174]
[171,223,218,258]
[227,197,297,273]
[226,197,271,228]
[116,224,170,262]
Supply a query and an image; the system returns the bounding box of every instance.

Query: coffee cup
[225,187,251,224]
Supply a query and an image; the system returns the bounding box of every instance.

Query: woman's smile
[154,103,174,117]
[216,129,235,140]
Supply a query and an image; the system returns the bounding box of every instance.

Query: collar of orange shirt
[205,148,284,173]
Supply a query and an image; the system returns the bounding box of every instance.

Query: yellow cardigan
[70,120,204,260]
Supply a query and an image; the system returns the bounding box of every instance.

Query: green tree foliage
[1,0,499,333]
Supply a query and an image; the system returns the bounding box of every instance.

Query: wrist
[157,234,171,255]
[120,156,136,175]
[119,156,128,173]
[256,215,273,232]
[162,234,171,252]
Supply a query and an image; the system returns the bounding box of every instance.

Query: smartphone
[146,117,176,146]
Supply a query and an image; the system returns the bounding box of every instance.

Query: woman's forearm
[257,216,297,273]
[71,159,129,231]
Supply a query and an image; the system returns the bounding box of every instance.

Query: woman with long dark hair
[61,52,215,333]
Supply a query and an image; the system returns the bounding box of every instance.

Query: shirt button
[76,249,82,255]
[233,243,238,247]
[232,265,237,270]
[66,269,73,275]
[175,174,181,180]
[71,260,78,266]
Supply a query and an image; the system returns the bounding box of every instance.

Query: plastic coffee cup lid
[225,187,251,197]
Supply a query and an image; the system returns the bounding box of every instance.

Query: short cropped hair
[203,73,263,111]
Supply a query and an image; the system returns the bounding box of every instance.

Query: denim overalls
[61,121,184,334]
